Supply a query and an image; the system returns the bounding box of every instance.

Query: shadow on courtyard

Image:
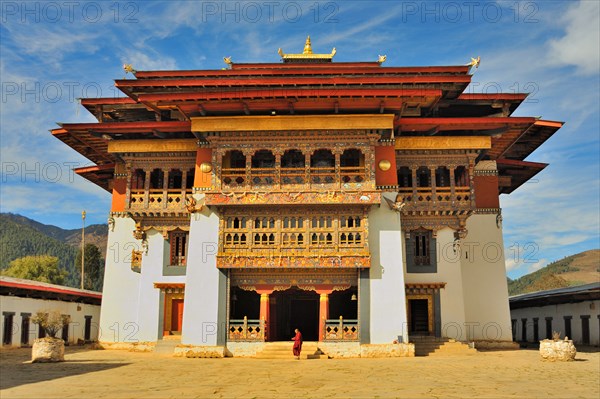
[0,349,130,390]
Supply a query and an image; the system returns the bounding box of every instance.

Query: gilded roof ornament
[278,36,336,62]
[223,56,233,65]
[378,55,387,64]
[467,56,481,69]
[123,63,136,77]
[303,36,313,54]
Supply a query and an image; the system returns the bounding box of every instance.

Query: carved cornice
[400,214,471,233]
[206,191,381,206]
[217,255,370,269]
[230,268,358,287]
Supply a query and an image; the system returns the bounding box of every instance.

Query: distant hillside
[0,213,109,288]
[1,213,108,250]
[508,249,600,296]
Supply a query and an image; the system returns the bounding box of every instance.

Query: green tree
[75,243,104,291]
[2,255,67,285]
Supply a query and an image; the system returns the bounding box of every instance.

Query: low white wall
[511,300,600,346]
[1,295,100,347]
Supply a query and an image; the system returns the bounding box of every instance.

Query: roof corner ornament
[384,195,405,212]
[223,56,233,66]
[466,56,481,70]
[123,63,137,78]
[378,55,387,64]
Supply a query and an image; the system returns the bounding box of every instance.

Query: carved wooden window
[340,149,364,183]
[416,167,430,187]
[406,229,437,273]
[454,166,469,187]
[168,169,183,189]
[435,167,450,187]
[149,169,164,189]
[131,169,145,189]
[221,210,366,254]
[170,231,188,266]
[281,150,305,184]
[397,167,412,188]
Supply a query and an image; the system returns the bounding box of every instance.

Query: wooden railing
[128,189,191,210]
[397,186,471,205]
[221,166,368,190]
[324,317,359,341]
[228,316,265,341]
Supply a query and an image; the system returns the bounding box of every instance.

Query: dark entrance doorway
[409,299,430,335]
[270,288,319,341]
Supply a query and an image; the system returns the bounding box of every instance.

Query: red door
[171,299,184,332]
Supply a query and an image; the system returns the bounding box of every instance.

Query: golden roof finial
[303,36,313,55]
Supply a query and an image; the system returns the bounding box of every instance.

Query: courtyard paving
[1,346,599,398]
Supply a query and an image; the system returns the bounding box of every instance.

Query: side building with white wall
[1,276,101,347]
[509,283,600,347]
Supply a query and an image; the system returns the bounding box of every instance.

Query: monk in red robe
[292,328,303,360]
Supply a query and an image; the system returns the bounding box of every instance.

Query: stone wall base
[174,345,225,358]
[318,342,361,358]
[318,342,415,358]
[473,340,520,350]
[225,342,265,357]
[96,341,156,352]
[360,343,415,358]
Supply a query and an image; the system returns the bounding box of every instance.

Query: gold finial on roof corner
[223,56,232,65]
[303,36,313,54]
[467,56,481,69]
[378,55,387,64]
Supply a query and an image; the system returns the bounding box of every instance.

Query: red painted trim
[458,93,528,101]
[534,119,564,128]
[135,65,470,78]
[57,121,190,132]
[116,75,471,88]
[74,164,115,174]
[138,88,443,102]
[397,117,535,125]
[80,97,136,105]
[496,158,548,168]
[0,281,102,299]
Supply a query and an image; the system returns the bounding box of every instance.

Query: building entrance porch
[228,274,359,343]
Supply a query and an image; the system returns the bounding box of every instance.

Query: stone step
[255,341,324,359]
[153,338,180,355]
[412,339,476,357]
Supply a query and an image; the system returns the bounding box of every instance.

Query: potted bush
[539,331,576,361]
[31,310,70,363]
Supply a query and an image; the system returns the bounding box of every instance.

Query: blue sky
[1,1,598,278]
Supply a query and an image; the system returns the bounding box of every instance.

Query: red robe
[292,331,303,356]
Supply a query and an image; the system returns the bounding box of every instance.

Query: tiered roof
[52,40,562,194]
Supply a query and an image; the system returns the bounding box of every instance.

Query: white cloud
[547,1,600,76]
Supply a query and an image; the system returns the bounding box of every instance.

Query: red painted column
[316,289,333,341]
[257,289,273,340]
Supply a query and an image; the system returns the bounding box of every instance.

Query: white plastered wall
[181,201,222,346]
[511,301,600,346]
[99,216,141,343]
[136,229,186,342]
[403,227,467,339]
[460,214,512,341]
[367,192,408,343]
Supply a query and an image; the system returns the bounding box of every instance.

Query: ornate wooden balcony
[220,166,369,191]
[397,186,472,210]
[128,189,191,211]
[228,317,265,341]
[324,317,359,341]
